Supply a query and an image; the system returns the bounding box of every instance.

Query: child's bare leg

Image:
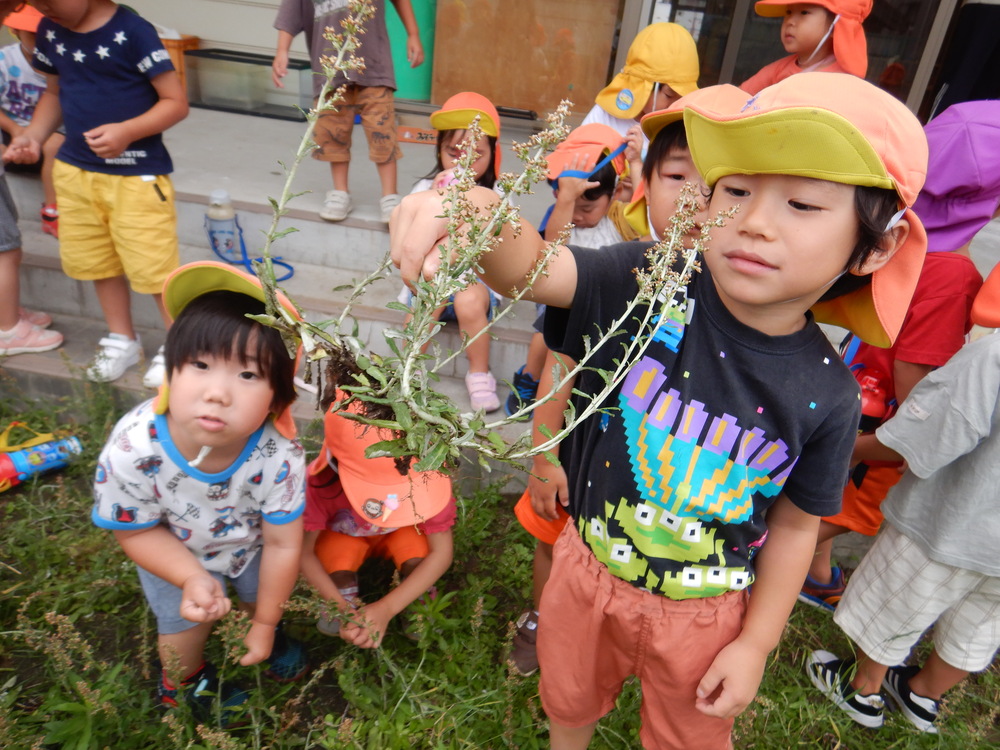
[532,541,554,610]
[332,571,360,590]
[550,720,597,749]
[376,159,398,198]
[329,161,349,193]
[41,133,64,207]
[453,284,491,373]
[152,291,170,329]
[400,557,422,579]
[808,521,848,583]
[909,650,969,700]
[0,247,22,329]
[94,275,135,339]
[524,332,548,380]
[159,622,213,684]
[849,648,889,695]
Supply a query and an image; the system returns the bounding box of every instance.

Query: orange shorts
[513,488,569,545]
[824,463,904,536]
[538,523,746,750]
[313,525,429,574]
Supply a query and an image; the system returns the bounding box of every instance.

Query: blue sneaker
[798,566,846,611]
[265,624,309,682]
[158,661,249,727]
[504,365,540,418]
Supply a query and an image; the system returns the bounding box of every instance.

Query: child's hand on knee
[694,638,768,719]
[179,574,232,623]
[240,620,277,666]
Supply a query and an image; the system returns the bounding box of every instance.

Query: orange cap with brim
[971,264,1000,328]
[309,394,453,528]
[624,86,749,236]
[429,92,501,173]
[153,261,302,439]
[595,23,700,121]
[683,73,928,348]
[546,123,627,183]
[754,0,872,78]
[3,5,43,32]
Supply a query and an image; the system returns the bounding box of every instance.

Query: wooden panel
[431,0,619,116]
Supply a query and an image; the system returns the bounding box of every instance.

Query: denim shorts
[136,553,261,635]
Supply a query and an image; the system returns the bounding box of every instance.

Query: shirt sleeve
[91,420,164,531]
[261,441,306,525]
[877,336,1000,478]
[32,20,58,76]
[131,17,175,79]
[417,496,457,534]
[273,0,307,35]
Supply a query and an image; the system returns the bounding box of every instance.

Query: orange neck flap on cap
[754,0,871,78]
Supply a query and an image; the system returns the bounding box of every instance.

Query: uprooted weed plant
[2,378,1000,748]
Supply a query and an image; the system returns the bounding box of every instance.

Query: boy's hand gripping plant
[251,0,732,477]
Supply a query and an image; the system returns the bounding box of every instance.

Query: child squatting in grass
[92,261,307,722]
[390,72,929,749]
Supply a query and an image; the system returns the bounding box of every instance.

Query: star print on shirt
[113,31,127,44]
[72,49,86,63]
[56,43,66,56]
[46,30,56,42]
[96,45,110,59]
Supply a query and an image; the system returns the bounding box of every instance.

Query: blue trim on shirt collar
[154,413,264,483]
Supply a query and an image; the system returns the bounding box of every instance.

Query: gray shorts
[0,174,21,252]
[136,553,261,635]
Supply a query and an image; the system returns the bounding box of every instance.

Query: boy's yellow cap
[595,23,700,121]
[683,73,928,347]
[154,261,302,439]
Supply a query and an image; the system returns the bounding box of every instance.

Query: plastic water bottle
[205,189,240,262]
[0,437,84,493]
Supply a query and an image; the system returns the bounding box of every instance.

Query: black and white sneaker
[883,665,940,734]
[807,649,885,729]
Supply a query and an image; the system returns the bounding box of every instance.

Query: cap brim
[595,73,652,120]
[754,0,788,17]
[429,108,499,138]
[684,105,895,191]
[163,261,300,323]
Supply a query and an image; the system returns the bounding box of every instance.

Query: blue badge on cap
[616,89,634,111]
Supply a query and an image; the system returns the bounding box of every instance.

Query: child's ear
[850,218,910,276]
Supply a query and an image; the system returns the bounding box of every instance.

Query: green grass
[1,376,998,749]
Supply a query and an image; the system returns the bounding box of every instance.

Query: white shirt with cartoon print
[92,399,305,577]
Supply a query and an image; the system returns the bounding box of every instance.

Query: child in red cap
[741,1,871,95]
[302,394,456,648]
[390,72,928,748]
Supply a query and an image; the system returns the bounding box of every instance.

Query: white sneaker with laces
[379,193,401,223]
[319,190,352,221]
[87,334,142,382]
[142,345,166,389]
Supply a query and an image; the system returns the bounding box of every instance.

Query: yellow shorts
[54,160,179,294]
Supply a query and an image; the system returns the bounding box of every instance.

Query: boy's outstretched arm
[241,516,304,666]
[82,70,188,160]
[340,528,453,649]
[114,526,232,622]
[389,187,578,308]
[695,494,819,718]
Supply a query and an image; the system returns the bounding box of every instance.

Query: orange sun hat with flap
[754,0,872,78]
[429,91,502,173]
[682,72,928,348]
[308,393,453,529]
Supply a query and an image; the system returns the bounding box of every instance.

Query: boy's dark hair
[581,160,618,201]
[818,186,902,302]
[642,120,690,187]
[165,290,297,415]
[422,130,498,189]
